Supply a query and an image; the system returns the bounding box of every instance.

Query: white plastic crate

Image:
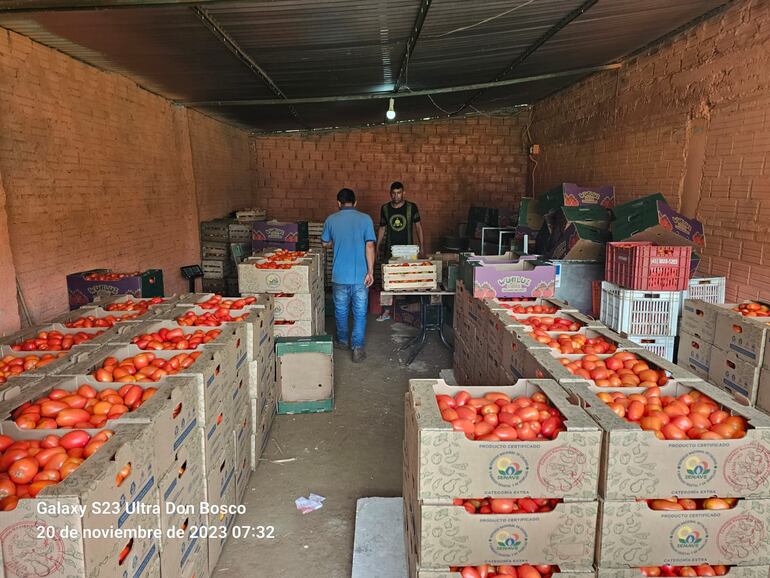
[600,281,682,336]
[687,276,726,304]
[627,335,677,361]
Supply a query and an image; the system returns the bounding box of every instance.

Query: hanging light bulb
[386,98,396,120]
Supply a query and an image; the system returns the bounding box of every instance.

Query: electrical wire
[425,0,537,39]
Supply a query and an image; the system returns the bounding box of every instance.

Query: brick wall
[253,115,528,252]
[0,169,20,334]
[0,28,255,331]
[531,0,770,301]
[188,109,257,222]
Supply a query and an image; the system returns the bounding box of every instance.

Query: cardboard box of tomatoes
[0,424,159,578]
[596,567,769,577]
[713,305,769,367]
[206,443,237,574]
[563,379,770,500]
[66,268,164,310]
[169,296,275,363]
[420,564,592,578]
[0,322,120,352]
[51,304,162,328]
[406,379,602,501]
[238,254,320,294]
[0,345,82,390]
[681,299,731,343]
[0,374,200,479]
[709,345,762,404]
[270,283,324,321]
[597,497,770,567]
[676,331,713,380]
[158,433,207,578]
[234,400,252,501]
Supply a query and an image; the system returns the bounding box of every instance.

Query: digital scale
[180,264,203,293]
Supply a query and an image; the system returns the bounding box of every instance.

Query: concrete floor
[216,315,452,577]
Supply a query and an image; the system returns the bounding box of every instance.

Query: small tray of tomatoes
[597,565,768,577]
[418,564,588,578]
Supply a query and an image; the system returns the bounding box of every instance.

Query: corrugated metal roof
[0,0,731,132]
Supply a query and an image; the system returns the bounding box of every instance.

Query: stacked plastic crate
[308,222,333,286]
[600,242,691,361]
[200,219,252,295]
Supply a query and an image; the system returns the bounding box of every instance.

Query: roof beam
[0,0,221,12]
[178,63,621,107]
[456,0,598,113]
[191,6,308,129]
[392,0,433,93]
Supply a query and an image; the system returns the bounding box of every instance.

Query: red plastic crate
[605,242,692,291]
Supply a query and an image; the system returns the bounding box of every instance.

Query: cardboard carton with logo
[597,498,770,567]
[710,345,762,403]
[466,260,557,300]
[406,379,601,500]
[611,197,705,249]
[538,183,615,214]
[596,570,768,578]
[65,268,164,310]
[681,299,730,343]
[0,374,199,479]
[251,220,309,243]
[563,379,770,499]
[0,424,159,578]
[714,306,768,367]
[238,256,318,294]
[273,285,324,321]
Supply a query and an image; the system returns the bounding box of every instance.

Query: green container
[560,205,610,228]
[275,335,333,356]
[277,398,334,415]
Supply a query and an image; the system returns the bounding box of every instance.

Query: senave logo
[677,451,717,487]
[489,525,528,555]
[489,452,529,487]
[669,521,708,554]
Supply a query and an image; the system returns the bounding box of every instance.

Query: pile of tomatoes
[528,330,617,355]
[640,564,731,576]
[0,354,65,384]
[0,429,114,508]
[646,498,736,511]
[448,565,557,578]
[599,387,747,440]
[11,329,104,352]
[130,327,221,350]
[65,313,143,328]
[499,303,559,314]
[437,390,565,441]
[558,351,668,387]
[92,352,201,383]
[11,383,157,429]
[83,272,140,281]
[175,309,250,326]
[453,497,561,514]
[102,297,164,312]
[732,302,770,317]
[195,295,257,310]
[510,315,582,332]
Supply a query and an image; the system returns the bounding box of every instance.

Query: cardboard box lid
[275,334,333,356]
[611,192,668,221]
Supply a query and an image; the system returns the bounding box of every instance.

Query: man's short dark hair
[390,181,404,192]
[337,188,356,204]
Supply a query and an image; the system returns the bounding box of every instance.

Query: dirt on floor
[215,316,452,577]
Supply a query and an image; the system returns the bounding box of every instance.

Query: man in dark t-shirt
[376,181,424,259]
[376,181,424,321]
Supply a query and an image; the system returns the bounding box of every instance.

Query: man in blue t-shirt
[321,188,376,363]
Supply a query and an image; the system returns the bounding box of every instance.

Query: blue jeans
[332,283,368,349]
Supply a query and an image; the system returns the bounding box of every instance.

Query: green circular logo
[389,214,406,232]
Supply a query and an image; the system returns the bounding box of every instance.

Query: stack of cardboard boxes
[438,279,770,576]
[238,247,325,337]
[0,291,284,578]
[251,219,309,252]
[679,299,770,410]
